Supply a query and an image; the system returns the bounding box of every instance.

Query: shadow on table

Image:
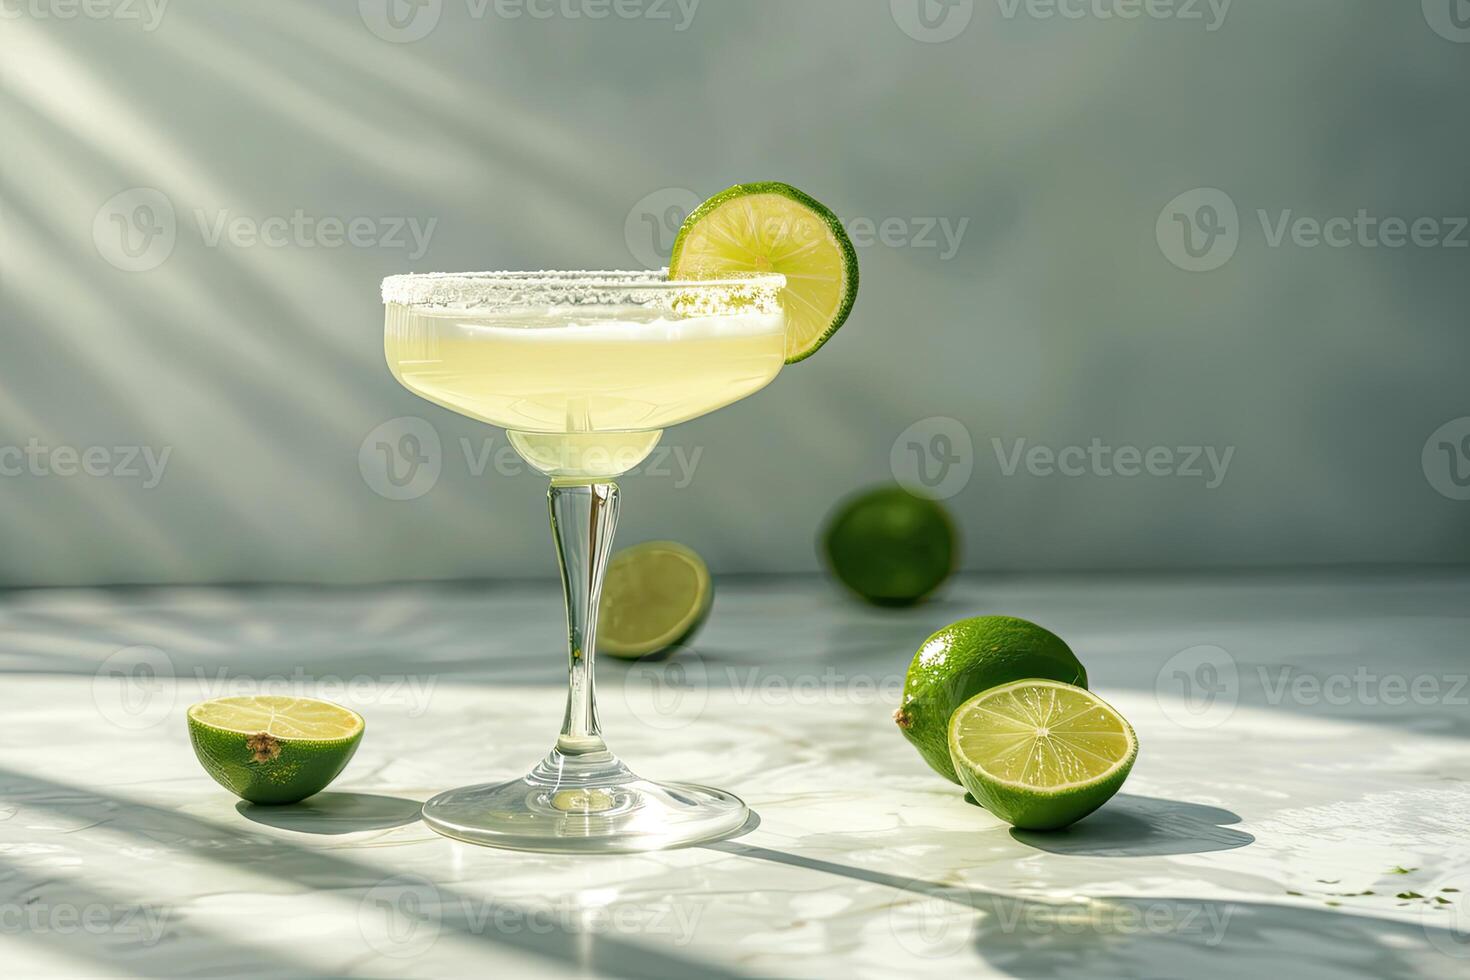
[704,838,1452,977]
[0,766,745,979]
[1008,794,1254,857]
[235,791,424,834]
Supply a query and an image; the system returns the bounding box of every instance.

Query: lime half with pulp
[598,541,713,659]
[670,181,858,363]
[187,695,364,805]
[948,679,1136,830]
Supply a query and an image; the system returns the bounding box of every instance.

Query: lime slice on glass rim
[598,541,713,659]
[669,182,859,363]
[947,679,1137,830]
[187,695,364,805]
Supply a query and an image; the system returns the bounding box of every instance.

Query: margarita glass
[382,270,787,851]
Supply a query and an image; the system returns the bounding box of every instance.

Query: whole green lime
[895,616,1087,784]
[821,486,955,606]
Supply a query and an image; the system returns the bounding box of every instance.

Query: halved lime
[947,679,1137,830]
[670,182,858,363]
[598,541,713,659]
[897,615,1086,784]
[187,696,364,805]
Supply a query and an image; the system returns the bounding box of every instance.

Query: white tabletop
[2,571,1467,977]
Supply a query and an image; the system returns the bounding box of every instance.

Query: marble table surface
[1,570,1468,978]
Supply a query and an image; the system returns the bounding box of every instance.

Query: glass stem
[548,480,619,756]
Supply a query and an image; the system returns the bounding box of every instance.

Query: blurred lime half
[669,181,858,363]
[948,679,1137,831]
[187,696,363,805]
[598,541,713,659]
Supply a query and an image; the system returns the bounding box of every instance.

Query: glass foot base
[421,745,749,853]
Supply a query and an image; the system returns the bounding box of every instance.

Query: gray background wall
[2,1,1468,586]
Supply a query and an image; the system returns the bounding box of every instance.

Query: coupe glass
[381,270,787,851]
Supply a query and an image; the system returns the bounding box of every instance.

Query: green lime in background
[895,615,1087,783]
[822,485,956,606]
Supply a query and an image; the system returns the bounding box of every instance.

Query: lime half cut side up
[187,695,364,805]
[669,182,859,363]
[947,679,1137,831]
[598,540,713,659]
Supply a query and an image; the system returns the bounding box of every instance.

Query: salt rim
[381,269,786,314]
